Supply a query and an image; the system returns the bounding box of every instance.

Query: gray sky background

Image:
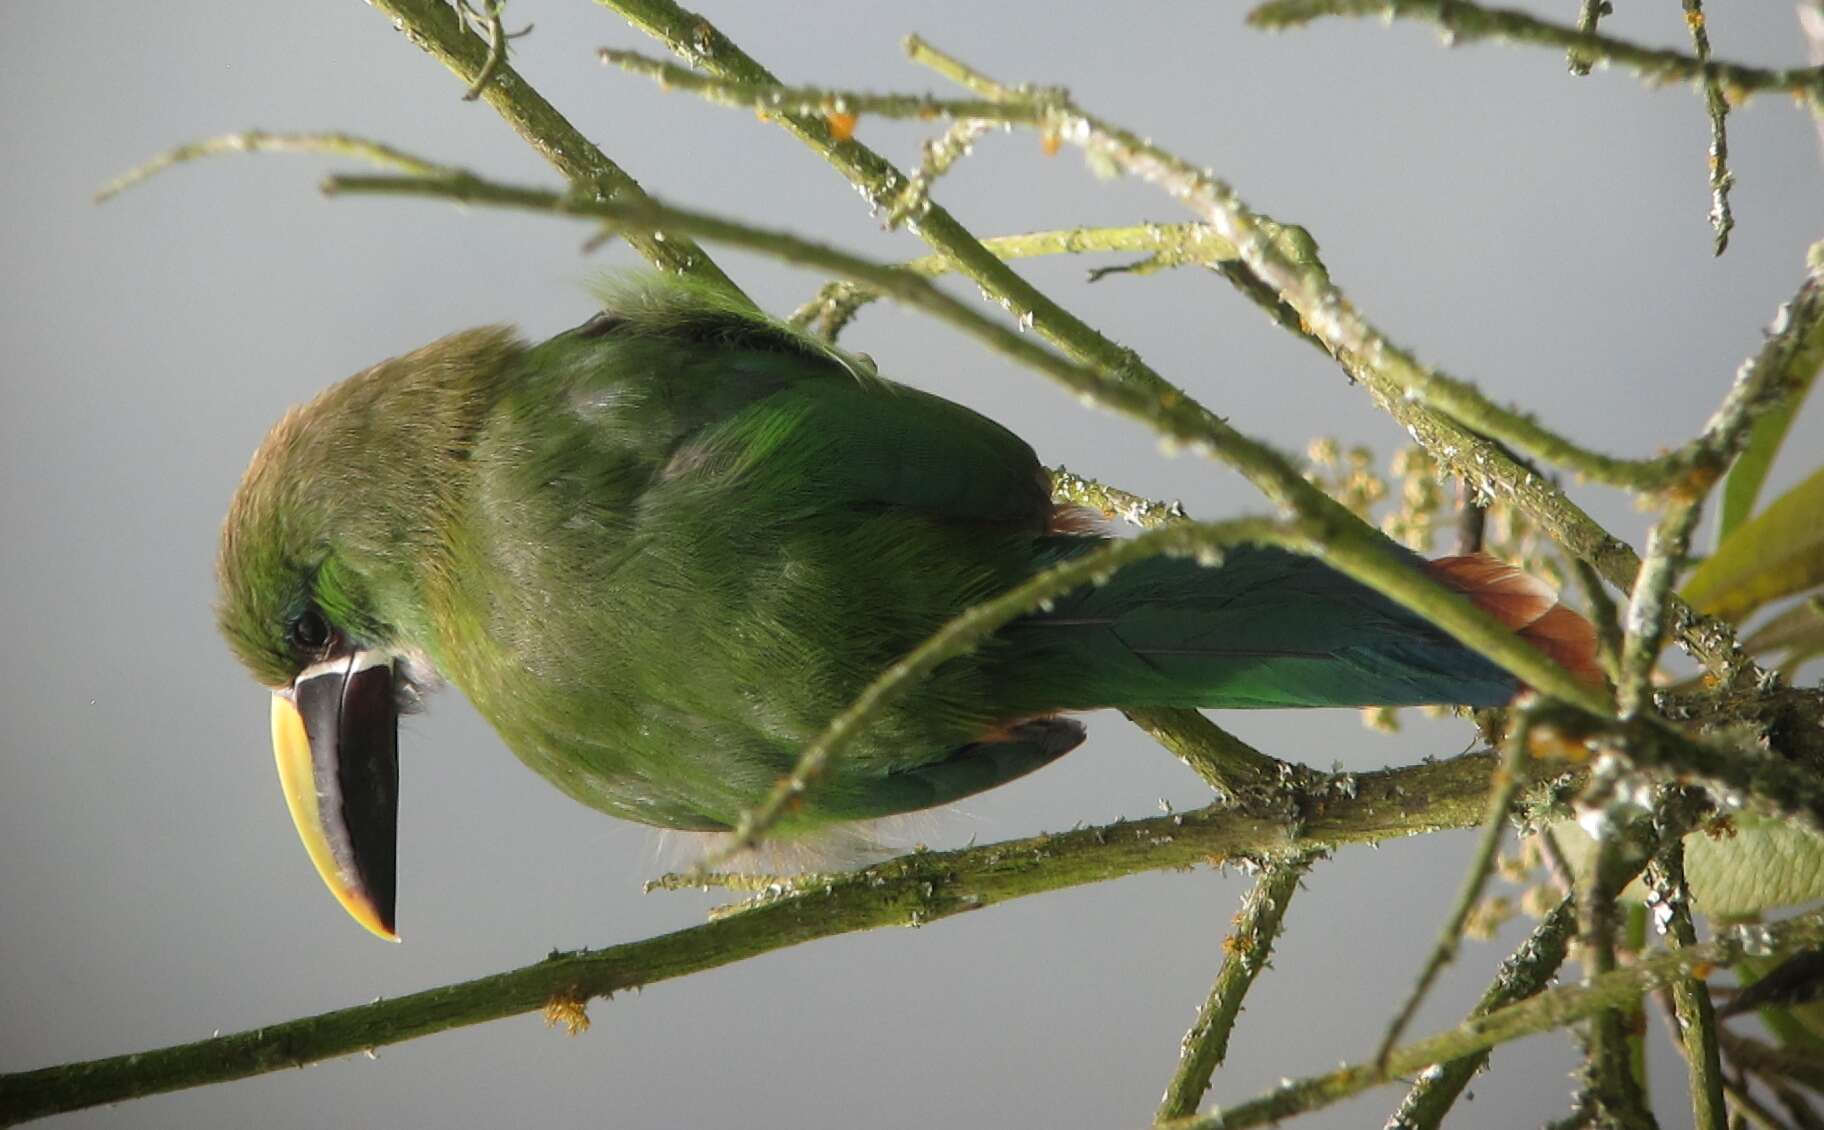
[4,2,1821,1127]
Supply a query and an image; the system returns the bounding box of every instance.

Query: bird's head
[216,328,519,941]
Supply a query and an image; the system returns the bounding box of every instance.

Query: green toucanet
[217,278,1598,940]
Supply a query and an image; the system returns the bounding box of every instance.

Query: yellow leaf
[1684,465,1824,621]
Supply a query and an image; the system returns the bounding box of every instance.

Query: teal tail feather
[995,541,1598,713]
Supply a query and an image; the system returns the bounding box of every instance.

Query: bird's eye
[290,608,332,652]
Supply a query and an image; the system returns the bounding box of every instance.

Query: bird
[216,276,1599,940]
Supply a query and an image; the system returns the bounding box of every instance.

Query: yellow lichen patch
[543,994,591,1036]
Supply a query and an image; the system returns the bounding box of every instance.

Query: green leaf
[1554,816,1824,917]
[1716,371,1819,547]
[1681,816,1824,918]
[1683,465,1824,622]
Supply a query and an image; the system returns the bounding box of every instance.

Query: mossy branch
[1681,0,1735,255]
[1374,710,1532,1064]
[1162,908,1824,1130]
[0,750,1515,1125]
[1383,896,1579,1130]
[789,222,1273,339]
[1247,0,1824,106]
[364,0,741,294]
[93,131,449,202]
[1645,804,1728,1130]
[1157,858,1312,1122]
[597,47,1052,123]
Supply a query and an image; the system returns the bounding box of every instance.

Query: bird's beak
[270,649,400,942]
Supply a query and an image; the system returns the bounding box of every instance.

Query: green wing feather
[444,287,1064,832]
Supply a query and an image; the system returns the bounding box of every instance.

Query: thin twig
[1383,896,1580,1130]
[1623,901,1651,1093]
[1535,825,1577,892]
[1618,498,1705,718]
[460,0,508,100]
[1681,0,1735,254]
[1567,0,1608,75]
[367,0,742,293]
[1213,259,1331,353]
[1575,812,1660,1130]
[1374,710,1534,1065]
[1805,1,1824,161]
[1125,709,1296,800]
[1572,557,1625,683]
[307,150,1819,839]
[1157,907,1824,1130]
[1645,796,1728,1130]
[1157,858,1313,1122]
[1455,483,1488,555]
[885,118,994,230]
[790,222,1252,339]
[1248,0,1824,106]
[597,0,1183,404]
[598,47,1053,124]
[1048,466,1190,530]
[322,173,1824,834]
[95,131,448,202]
